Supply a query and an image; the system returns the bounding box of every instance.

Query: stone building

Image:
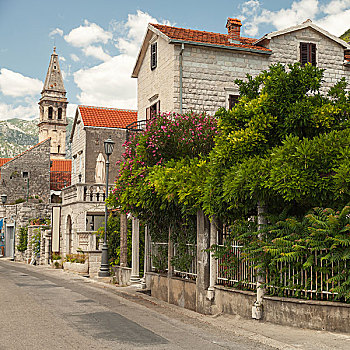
[59,106,137,258]
[132,18,350,119]
[0,138,51,204]
[38,47,68,159]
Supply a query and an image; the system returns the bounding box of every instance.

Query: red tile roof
[150,23,271,53]
[51,159,71,172]
[0,158,12,167]
[79,105,138,129]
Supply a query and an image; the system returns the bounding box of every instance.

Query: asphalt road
[0,260,276,350]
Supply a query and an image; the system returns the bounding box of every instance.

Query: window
[58,108,62,120]
[48,106,53,119]
[57,145,60,154]
[300,42,316,66]
[22,171,29,178]
[151,42,157,70]
[228,95,239,109]
[146,101,160,120]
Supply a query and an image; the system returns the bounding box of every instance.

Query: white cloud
[0,69,42,97]
[239,0,349,37]
[82,46,111,62]
[49,28,64,37]
[60,56,66,62]
[115,10,171,56]
[0,102,38,121]
[73,11,170,109]
[74,54,136,108]
[64,20,112,48]
[70,53,80,62]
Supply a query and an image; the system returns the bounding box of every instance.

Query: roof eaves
[132,24,170,78]
[256,22,350,49]
[168,39,272,55]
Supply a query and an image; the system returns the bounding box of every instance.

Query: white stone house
[132,18,350,120]
[60,106,137,258]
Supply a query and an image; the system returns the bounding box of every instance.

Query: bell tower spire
[38,47,68,159]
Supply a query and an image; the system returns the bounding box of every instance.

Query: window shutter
[146,107,151,120]
[156,100,160,114]
[151,42,157,70]
[300,42,308,65]
[311,43,316,66]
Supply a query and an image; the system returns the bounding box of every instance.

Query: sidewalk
[88,276,350,350]
[9,261,350,350]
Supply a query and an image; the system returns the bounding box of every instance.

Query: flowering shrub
[109,112,217,243]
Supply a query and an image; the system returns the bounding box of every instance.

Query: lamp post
[98,137,115,277]
[1,195,7,257]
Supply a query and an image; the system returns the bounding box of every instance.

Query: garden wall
[145,272,196,311]
[112,265,132,286]
[212,285,350,333]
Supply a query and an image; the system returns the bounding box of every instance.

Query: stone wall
[137,33,175,120]
[71,113,86,185]
[0,138,51,204]
[1,202,52,260]
[85,127,126,185]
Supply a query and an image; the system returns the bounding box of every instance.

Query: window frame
[300,42,317,66]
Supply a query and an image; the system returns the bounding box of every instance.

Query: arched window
[58,108,62,120]
[48,107,53,119]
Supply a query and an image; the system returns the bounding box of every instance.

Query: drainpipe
[179,43,185,114]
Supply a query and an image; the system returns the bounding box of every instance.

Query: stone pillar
[120,213,128,267]
[44,230,51,265]
[196,210,211,314]
[141,225,151,289]
[207,216,218,301]
[252,201,267,320]
[130,217,140,284]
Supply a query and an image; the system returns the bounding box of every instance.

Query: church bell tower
[38,47,68,159]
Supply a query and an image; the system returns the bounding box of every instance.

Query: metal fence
[216,243,343,300]
[150,241,197,280]
[265,250,345,301]
[216,242,257,290]
[173,243,197,280]
[150,242,168,273]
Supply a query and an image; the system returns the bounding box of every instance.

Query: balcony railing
[62,183,113,205]
[126,119,147,142]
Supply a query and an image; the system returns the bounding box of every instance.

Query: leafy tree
[203,63,350,221]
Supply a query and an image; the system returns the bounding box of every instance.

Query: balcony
[62,183,113,205]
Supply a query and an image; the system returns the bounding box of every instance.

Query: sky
[0,0,349,121]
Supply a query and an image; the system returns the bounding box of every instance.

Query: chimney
[226,18,242,43]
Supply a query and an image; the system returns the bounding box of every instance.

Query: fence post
[196,210,211,314]
[207,216,218,301]
[130,216,140,284]
[252,201,267,320]
[167,226,174,303]
[120,213,128,267]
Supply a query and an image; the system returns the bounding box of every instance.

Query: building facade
[133,19,350,120]
[60,106,137,256]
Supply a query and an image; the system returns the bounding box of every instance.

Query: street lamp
[1,195,7,257]
[98,137,115,277]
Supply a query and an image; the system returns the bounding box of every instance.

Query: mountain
[340,28,350,43]
[0,118,73,158]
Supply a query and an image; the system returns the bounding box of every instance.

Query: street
[0,260,274,350]
[1,260,350,350]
